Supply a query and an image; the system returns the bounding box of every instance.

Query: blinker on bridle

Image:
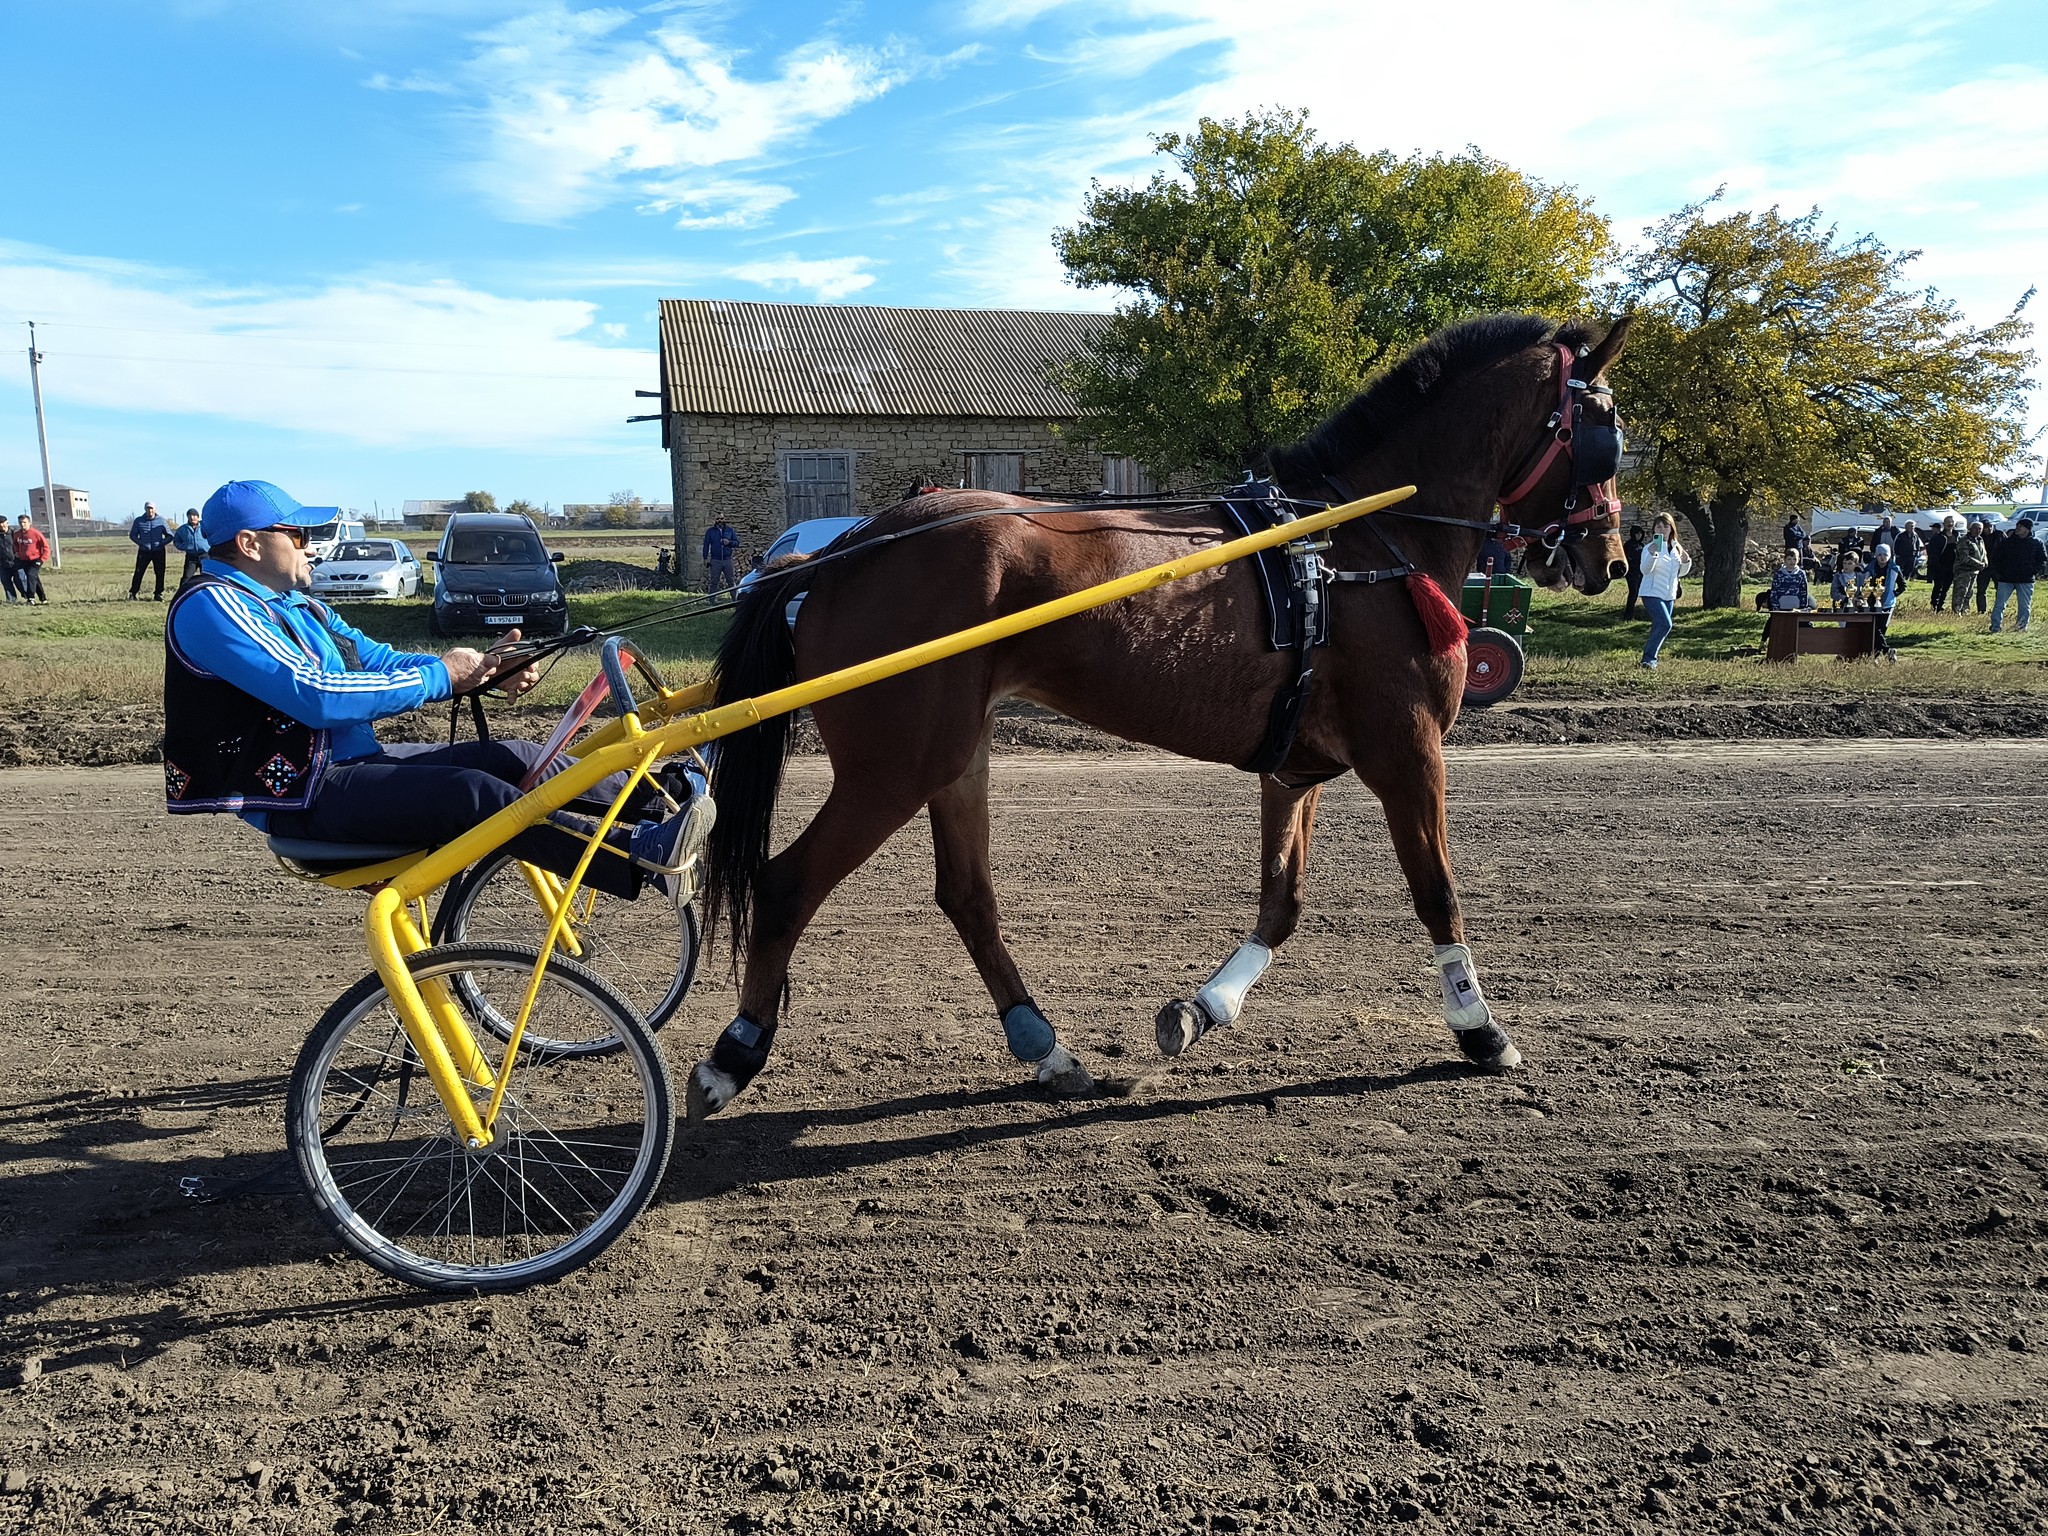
[1495,342,1624,556]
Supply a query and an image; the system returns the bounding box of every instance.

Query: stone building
[655,300,1152,565]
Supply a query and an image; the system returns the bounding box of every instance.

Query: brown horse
[691,313,1630,1119]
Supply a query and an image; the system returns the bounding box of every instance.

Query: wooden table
[1765,609,1880,662]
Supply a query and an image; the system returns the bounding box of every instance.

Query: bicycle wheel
[288,942,674,1292]
[439,849,700,1050]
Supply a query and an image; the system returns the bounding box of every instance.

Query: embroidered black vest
[162,575,345,815]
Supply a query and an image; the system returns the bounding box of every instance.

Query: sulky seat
[267,835,424,874]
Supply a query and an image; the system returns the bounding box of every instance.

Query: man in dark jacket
[1979,528,2004,611]
[171,507,208,584]
[1894,521,1922,584]
[1622,525,1646,618]
[1989,517,2046,633]
[129,502,172,601]
[1925,518,1957,611]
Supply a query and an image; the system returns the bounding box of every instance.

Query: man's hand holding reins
[443,628,543,700]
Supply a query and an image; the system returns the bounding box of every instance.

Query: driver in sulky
[161,480,710,900]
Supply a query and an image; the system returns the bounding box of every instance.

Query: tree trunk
[1671,491,1751,608]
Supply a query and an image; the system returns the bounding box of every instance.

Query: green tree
[1051,109,1610,479]
[503,498,540,518]
[460,490,498,516]
[1613,200,2036,607]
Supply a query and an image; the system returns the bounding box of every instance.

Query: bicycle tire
[438,849,700,1051]
[287,942,674,1292]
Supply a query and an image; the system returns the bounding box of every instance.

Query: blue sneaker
[627,788,717,905]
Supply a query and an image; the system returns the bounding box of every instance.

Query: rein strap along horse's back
[694,312,1631,1119]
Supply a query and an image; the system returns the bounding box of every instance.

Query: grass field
[0,533,720,711]
[3,533,2043,712]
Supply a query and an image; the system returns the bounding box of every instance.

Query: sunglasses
[260,525,309,549]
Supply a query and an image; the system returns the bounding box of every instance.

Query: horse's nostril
[1607,559,1628,580]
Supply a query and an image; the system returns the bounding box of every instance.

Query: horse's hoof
[685,1061,740,1122]
[1155,999,1209,1057]
[1033,1043,1098,1098]
[1454,1024,1523,1071]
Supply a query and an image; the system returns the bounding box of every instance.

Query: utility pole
[26,322,61,570]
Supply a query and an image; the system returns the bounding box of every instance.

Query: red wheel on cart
[1462,626,1525,708]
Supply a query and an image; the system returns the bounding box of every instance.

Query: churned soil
[4,742,2047,1535]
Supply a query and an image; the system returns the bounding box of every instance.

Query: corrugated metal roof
[658,300,1110,419]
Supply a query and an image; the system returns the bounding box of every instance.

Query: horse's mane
[1266,313,1592,487]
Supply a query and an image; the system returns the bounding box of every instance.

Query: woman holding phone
[1637,512,1693,669]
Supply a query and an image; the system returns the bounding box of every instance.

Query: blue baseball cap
[200,480,327,546]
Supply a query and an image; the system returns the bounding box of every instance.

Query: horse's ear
[1582,313,1632,376]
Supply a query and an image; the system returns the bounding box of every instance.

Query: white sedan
[310,539,423,600]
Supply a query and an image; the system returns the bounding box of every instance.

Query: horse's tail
[702,562,816,968]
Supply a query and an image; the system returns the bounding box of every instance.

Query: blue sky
[2,0,2044,521]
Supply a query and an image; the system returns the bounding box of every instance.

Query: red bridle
[1495,343,1622,551]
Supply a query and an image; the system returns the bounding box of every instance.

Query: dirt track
[4,742,2047,1534]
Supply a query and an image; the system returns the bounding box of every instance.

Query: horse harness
[1239,341,1625,780]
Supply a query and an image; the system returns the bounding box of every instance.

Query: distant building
[400,499,463,529]
[654,299,1153,561]
[28,484,90,526]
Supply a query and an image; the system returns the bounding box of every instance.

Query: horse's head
[1510,316,1632,596]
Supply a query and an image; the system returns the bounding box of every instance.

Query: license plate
[484,614,522,626]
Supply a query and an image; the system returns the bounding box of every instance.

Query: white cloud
[362,70,458,92]
[0,242,648,452]
[636,175,794,229]
[462,7,914,225]
[728,255,877,301]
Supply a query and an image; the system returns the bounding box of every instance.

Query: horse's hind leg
[688,779,927,1120]
[1373,735,1522,1070]
[1156,778,1324,1056]
[927,725,1095,1096]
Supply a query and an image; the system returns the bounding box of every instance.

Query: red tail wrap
[1406,573,1468,657]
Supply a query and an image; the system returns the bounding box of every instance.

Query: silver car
[310,538,423,601]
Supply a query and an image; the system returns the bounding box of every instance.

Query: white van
[296,508,367,562]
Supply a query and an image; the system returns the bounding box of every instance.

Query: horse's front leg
[1375,739,1522,1070]
[1156,778,1323,1056]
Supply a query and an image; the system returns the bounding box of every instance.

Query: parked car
[427,513,569,637]
[293,509,367,562]
[310,538,423,601]
[735,516,867,627]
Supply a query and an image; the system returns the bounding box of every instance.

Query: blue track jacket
[167,561,452,769]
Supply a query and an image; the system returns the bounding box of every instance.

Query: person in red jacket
[12,515,50,604]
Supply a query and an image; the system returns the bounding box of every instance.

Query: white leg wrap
[1194,939,1273,1029]
[1432,943,1493,1031]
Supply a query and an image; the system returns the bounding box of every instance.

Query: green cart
[1460,572,1533,707]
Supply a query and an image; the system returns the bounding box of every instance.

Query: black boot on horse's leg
[688,1013,777,1121]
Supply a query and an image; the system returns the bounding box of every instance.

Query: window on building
[964,453,1024,493]
[782,451,853,524]
[1102,457,1157,496]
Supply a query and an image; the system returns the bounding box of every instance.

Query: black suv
[427,514,569,637]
